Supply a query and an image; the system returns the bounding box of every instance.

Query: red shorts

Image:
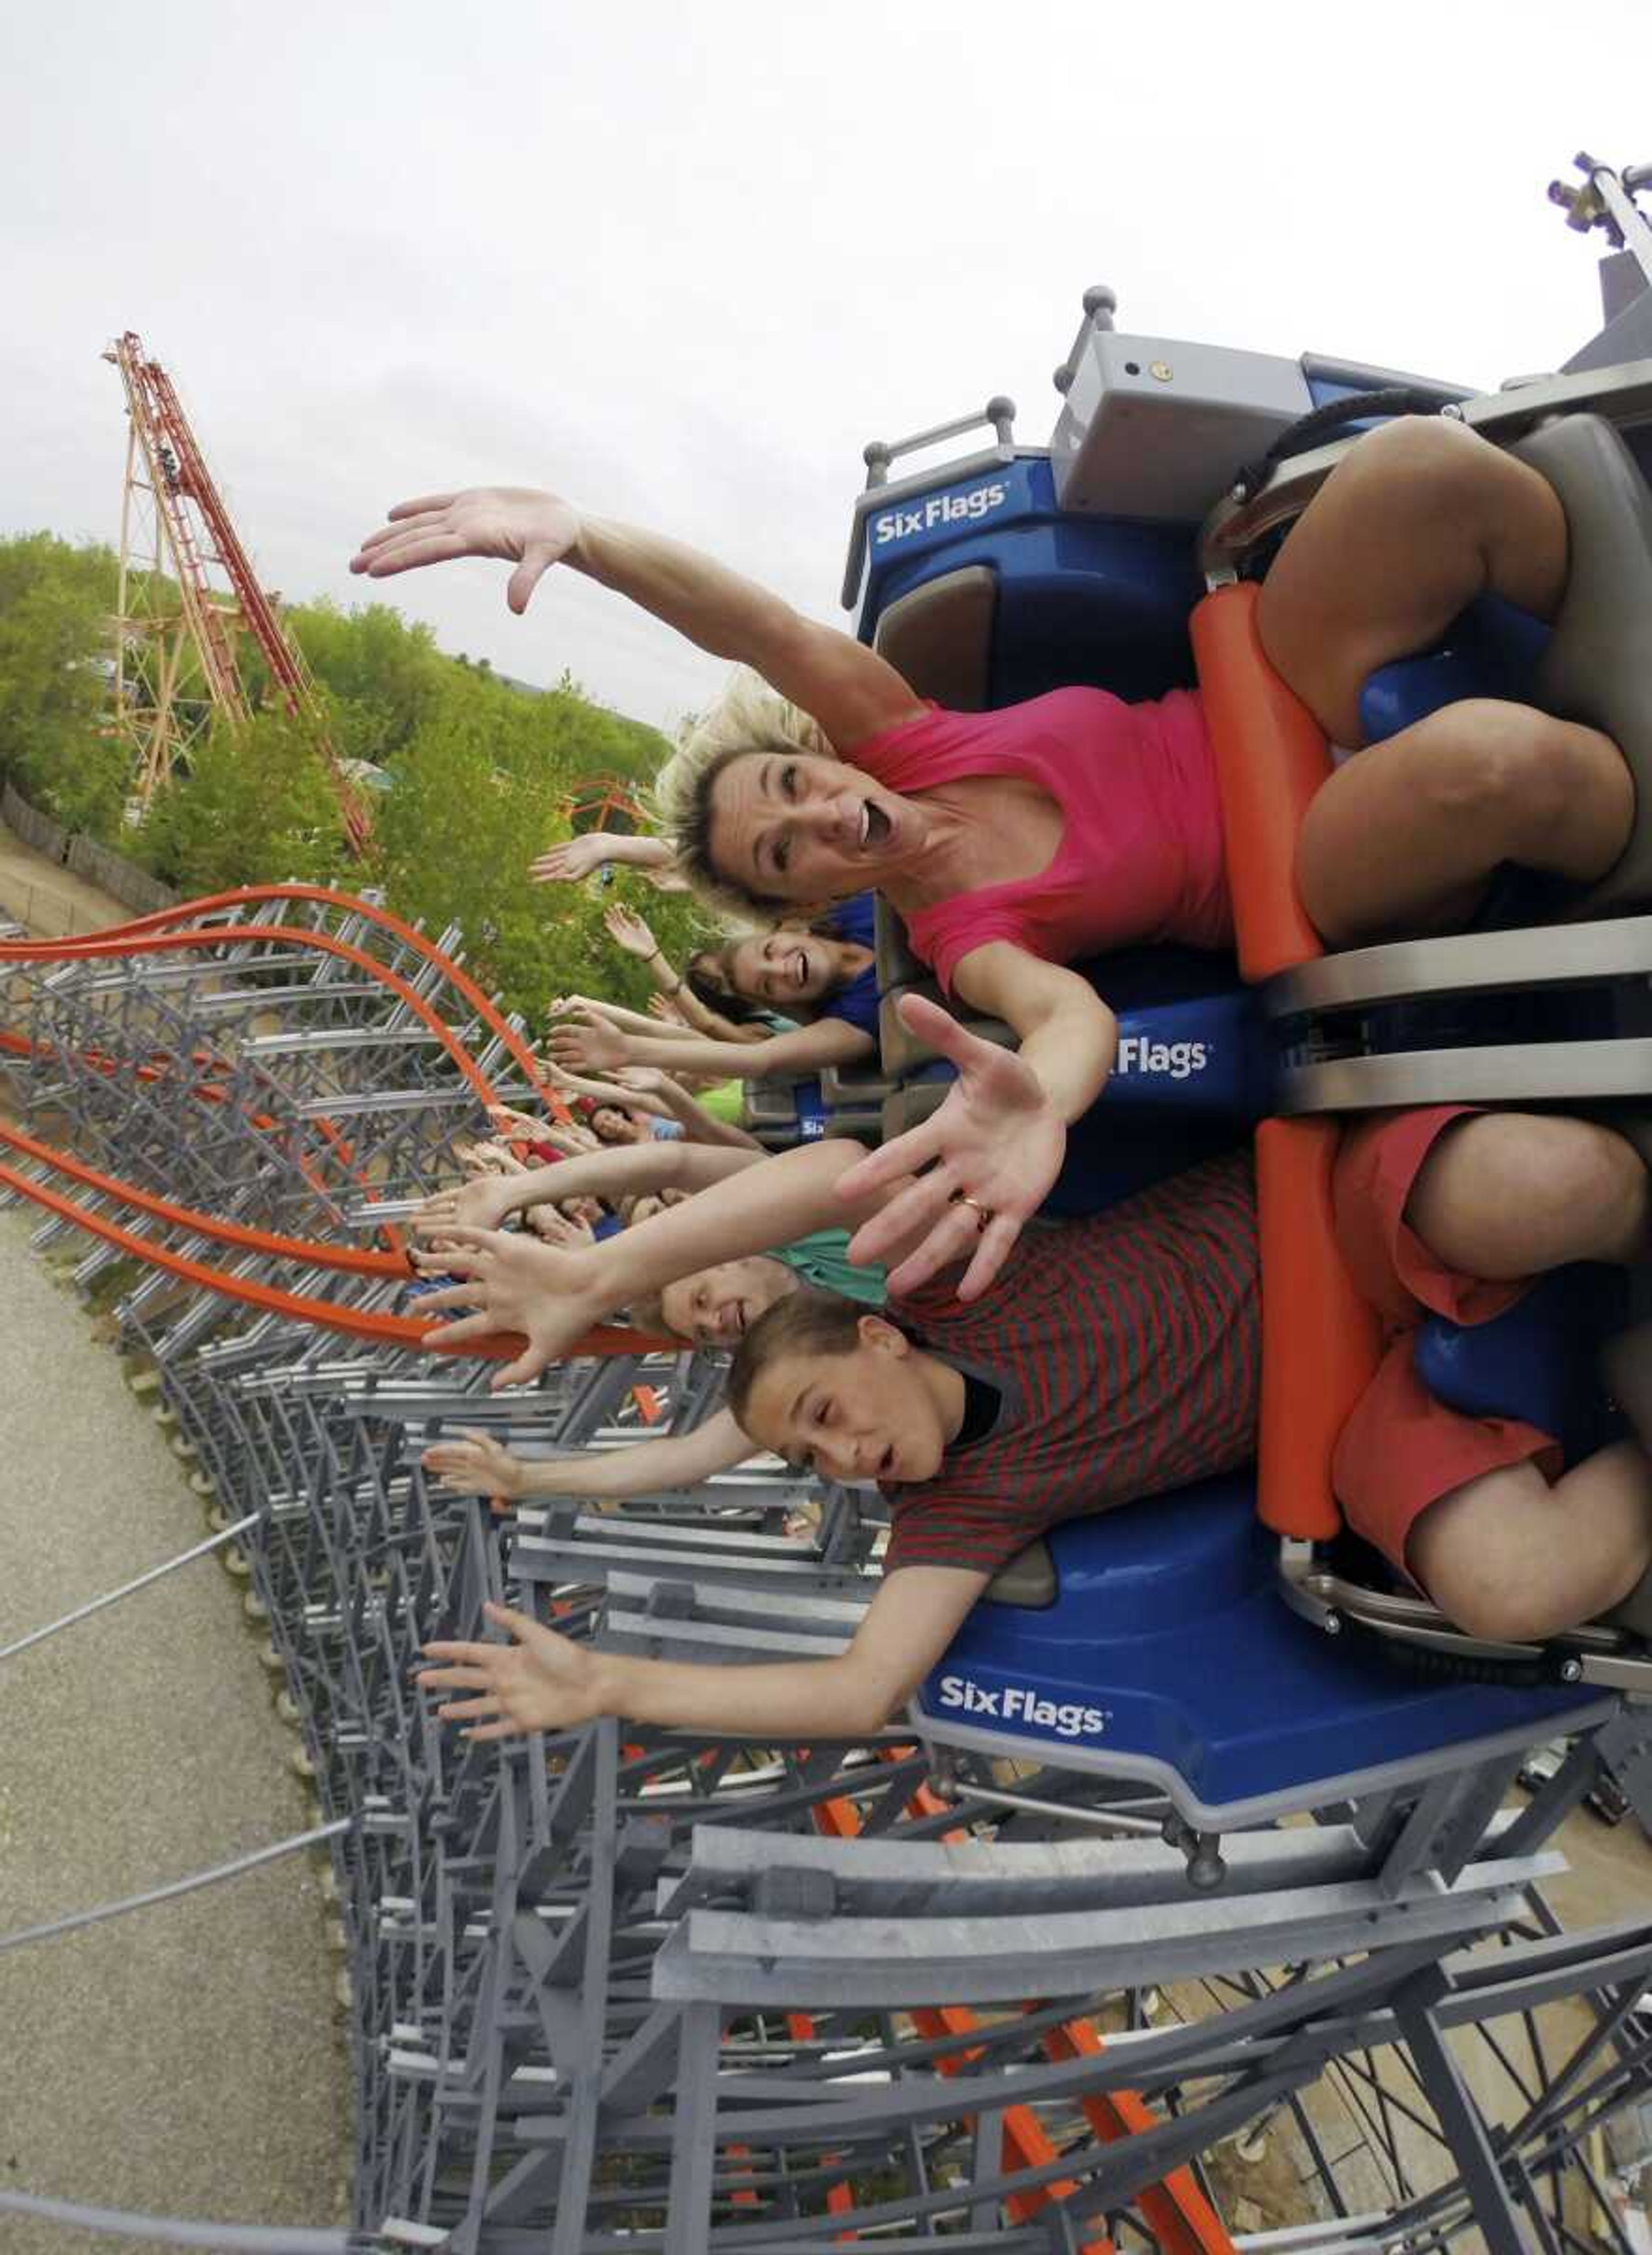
[1331,1106,1561,1583]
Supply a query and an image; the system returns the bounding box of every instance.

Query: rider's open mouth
[878,1443,896,1477]
[860,800,892,849]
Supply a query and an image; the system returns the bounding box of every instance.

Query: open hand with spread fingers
[603,903,658,958]
[835,993,1066,1302]
[408,1226,606,1388]
[529,835,614,886]
[413,1173,522,1236]
[458,1140,527,1180]
[615,1064,674,1098]
[421,1427,527,1513]
[546,1008,630,1074]
[487,1104,547,1144]
[351,486,580,614]
[526,1202,596,1248]
[417,1600,605,1737]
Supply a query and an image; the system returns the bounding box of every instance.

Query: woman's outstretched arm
[529,832,682,888]
[414,1138,762,1235]
[598,903,767,1044]
[838,957,1116,1301]
[350,486,923,750]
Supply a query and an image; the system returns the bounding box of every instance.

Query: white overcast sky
[4,2,1648,733]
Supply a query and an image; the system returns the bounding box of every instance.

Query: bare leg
[1402,1112,1652,1639]
[1256,418,1569,746]
[1295,698,1632,945]
[1405,1112,1650,1278]
[1412,1445,1652,1642]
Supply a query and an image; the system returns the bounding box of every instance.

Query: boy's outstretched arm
[418,1561,989,1741]
[423,1406,757,1510]
[412,1138,910,1387]
[414,1137,761,1236]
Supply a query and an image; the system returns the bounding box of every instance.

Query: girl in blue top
[550,893,881,1086]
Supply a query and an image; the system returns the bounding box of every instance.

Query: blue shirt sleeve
[820,964,881,1039]
[826,892,878,950]
[819,892,880,1037]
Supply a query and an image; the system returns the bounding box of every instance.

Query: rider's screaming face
[708,751,919,906]
[740,1316,950,1486]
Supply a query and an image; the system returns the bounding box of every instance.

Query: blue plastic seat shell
[912,1478,1602,1829]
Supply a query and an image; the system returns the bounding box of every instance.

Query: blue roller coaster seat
[912,1474,1604,1828]
[860,456,1199,707]
[1414,1263,1628,1462]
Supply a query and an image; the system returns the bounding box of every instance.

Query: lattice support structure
[103,333,370,850]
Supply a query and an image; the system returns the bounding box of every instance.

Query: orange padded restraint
[1192,585,1381,1538]
[1190,582,1330,983]
[1254,1120,1383,1540]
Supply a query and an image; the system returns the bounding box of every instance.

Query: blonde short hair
[651,668,835,924]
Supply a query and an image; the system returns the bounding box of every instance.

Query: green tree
[371,673,707,1027]
[137,707,351,894]
[0,526,706,1014]
[284,598,445,768]
[0,532,128,836]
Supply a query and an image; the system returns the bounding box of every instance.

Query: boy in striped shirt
[415,1008,1652,1748]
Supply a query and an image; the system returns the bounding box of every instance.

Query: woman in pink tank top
[353,421,1630,1299]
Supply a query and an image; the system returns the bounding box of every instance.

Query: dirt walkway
[0,815,139,938]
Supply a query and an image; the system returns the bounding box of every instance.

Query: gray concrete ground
[0,1204,352,2255]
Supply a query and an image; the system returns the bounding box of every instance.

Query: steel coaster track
[0,886,663,1360]
[3,887,1649,2252]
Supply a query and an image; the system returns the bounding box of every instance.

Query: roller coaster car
[841,293,1652,1814]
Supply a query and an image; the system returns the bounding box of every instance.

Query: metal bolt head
[1149,360,1174,383]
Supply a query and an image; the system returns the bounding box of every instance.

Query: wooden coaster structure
[103,332,370,853]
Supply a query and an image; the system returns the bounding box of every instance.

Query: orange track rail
[805,1771,1234,2255]
[0,882,560,1112]
[0,886,669,1358]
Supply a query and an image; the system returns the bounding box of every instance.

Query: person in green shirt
[771,1226,887,1307]
[415,1145,884,1510]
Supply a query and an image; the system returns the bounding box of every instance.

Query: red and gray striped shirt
[883,1150,1259,1577]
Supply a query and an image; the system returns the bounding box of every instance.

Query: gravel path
[0,1204,352,2255]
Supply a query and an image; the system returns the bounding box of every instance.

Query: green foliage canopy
[0,533,129,836]
[0,528,715,1024]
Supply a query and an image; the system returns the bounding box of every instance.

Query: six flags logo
[937,1674,1109,1740]
[871,481,1010,545]
[1116,1036,1209,1079]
